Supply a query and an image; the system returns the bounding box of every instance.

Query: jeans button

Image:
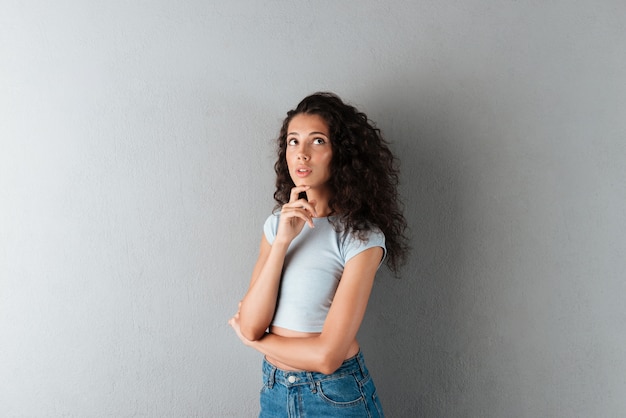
[287,375,296,383]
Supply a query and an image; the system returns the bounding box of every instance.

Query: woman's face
[285,113,333,190]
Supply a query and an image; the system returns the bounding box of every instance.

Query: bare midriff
[265,325,360,371]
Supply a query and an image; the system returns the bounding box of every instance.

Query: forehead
[287,113,329,135]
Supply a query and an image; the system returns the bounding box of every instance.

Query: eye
[287,138,298,146]
[312,137,326,145]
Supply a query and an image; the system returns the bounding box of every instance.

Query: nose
[296,144,310,161]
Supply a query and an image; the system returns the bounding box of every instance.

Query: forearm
[249,333,349,375]
[239,240,290,340]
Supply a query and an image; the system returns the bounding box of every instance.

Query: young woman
[229,92,408,417]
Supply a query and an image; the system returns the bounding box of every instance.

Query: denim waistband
[262,350,370,388]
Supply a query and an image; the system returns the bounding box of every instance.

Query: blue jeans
[259,350,384,417]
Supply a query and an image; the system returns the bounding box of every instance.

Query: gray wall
[1,1,625,417]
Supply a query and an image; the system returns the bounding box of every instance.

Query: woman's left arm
[229,246,383,375]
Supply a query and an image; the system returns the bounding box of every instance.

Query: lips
[294,165,312,177]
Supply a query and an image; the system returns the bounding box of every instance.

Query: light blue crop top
[263,213,386,333]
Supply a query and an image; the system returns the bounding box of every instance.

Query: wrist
[271,238,292,250]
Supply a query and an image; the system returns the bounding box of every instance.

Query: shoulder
[263,212,280,243]
[337,218,385,244]
[337,220,387,266]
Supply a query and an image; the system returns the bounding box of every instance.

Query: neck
[305,187,332,218]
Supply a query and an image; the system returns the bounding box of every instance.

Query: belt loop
[264,361,276,389]
[356,350,368,379]
[307,372,317,393]
[269,366,276,388]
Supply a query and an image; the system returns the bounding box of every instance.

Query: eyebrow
[287,131,329,137]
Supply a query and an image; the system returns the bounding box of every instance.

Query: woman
[229,92,408,417]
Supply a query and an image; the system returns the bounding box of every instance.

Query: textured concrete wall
[1,1,625,417]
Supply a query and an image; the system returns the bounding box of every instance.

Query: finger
[282,206,316,227]
[289,185,311,203]
[284,200,318,217]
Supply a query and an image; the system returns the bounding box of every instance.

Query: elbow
[239,320,267,342]
[319,363,341,376]
[242,328,265,342]
[317,350,345,375]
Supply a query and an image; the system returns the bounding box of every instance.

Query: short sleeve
[263,214,279,244]
[343,228,387,268]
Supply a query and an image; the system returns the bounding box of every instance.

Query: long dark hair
[273,92,409,274]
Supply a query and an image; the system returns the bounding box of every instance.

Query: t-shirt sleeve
[343,228,387,268]
[263,214,279,244]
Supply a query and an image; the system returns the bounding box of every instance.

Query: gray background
[1,1,625,417]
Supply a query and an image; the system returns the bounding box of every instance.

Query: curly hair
[272,92,409,274]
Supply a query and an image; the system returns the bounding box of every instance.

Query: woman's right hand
[275,185,318,244]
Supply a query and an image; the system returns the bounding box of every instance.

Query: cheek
[285,150,295,166]
[323,152,333,169]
